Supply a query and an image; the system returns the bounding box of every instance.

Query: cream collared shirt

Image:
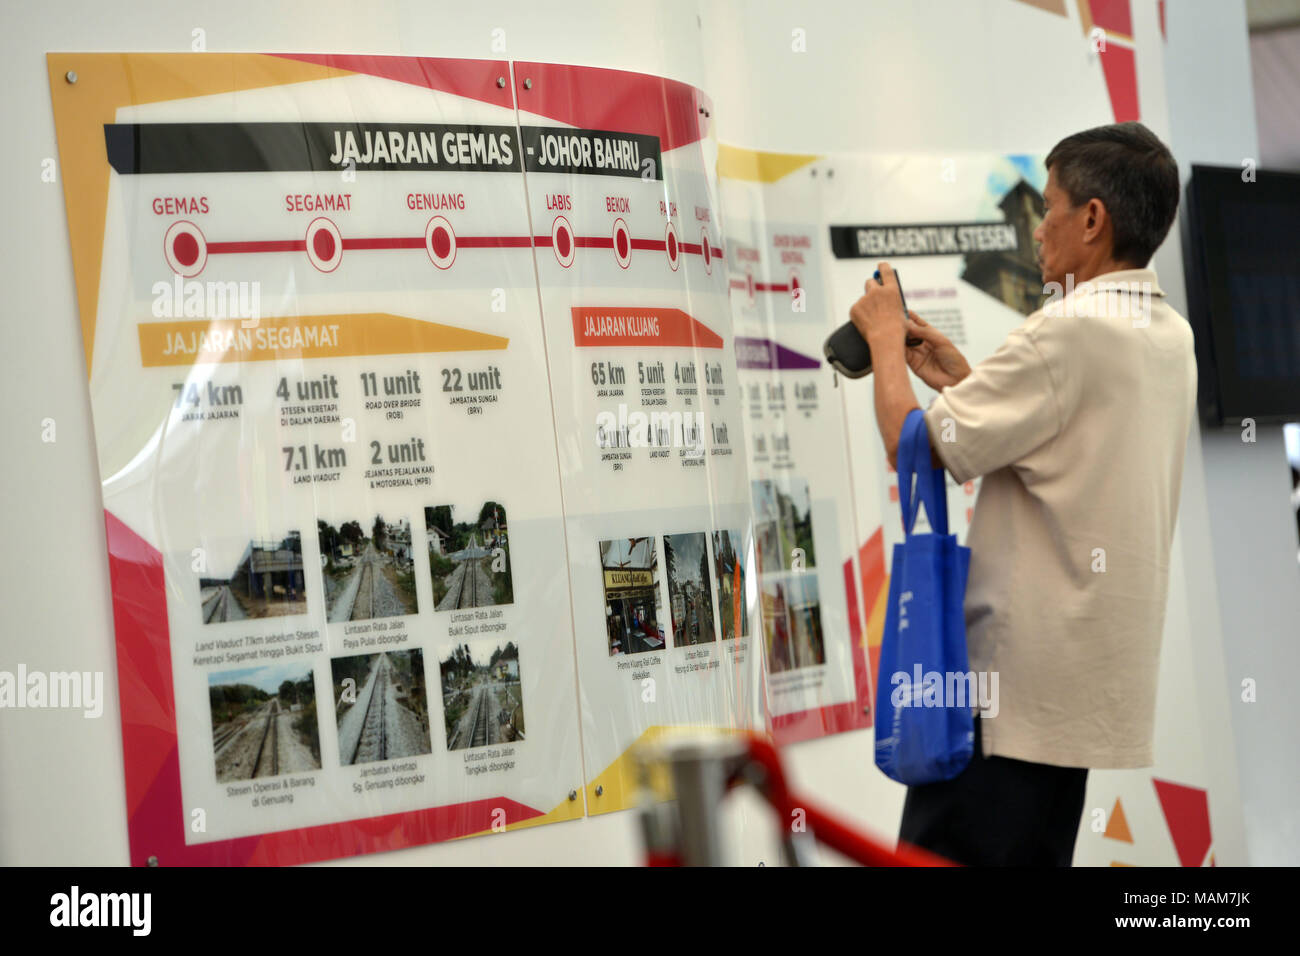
[924,268,1196,768]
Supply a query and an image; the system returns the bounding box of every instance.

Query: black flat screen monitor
[1182,164,1300,425]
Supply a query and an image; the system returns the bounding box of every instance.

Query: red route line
[459,236,533,248]
[203,234,723,258]
[206,236,532,254]
[207,239,306,254]
[343,237,425,250]
[541,235,723,258]
[728,278,794,294]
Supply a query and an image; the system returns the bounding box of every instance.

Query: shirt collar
[1084,268,1166,297]
[1040,267,1166,320]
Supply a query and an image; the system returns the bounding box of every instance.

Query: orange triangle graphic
[1104,798,1134,843]
[48,53,363,375]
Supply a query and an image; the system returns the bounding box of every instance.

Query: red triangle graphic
[1089,0,1133,35]
[1153,778,1212,867]
[1100,46,1140,122]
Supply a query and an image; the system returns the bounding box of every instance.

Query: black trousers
[897,718,1089,866]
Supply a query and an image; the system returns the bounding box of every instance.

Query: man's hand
[903,311,971,390]
[849,262,907,349]
[850,263,921,470]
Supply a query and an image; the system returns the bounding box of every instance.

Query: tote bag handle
[897,408,949,537]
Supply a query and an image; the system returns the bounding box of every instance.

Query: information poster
[50,52,1038,864]
[718,147,873,745]
[820,153,1047,692]
[513,63,764,814]
[48,53,591,865]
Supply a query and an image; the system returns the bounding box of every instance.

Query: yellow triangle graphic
[718,144,820,183]
[585,724,751,815]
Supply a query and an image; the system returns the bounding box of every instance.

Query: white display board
[47,52,762,862]
[719,147,873,745]
[513,62,764,814]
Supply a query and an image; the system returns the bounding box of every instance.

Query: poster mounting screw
[65,71,77,84]
[146,855,159,866]
[568,790,577,801]
[595,785,604,797]
[523,77,532,90]
[496,76,505,88]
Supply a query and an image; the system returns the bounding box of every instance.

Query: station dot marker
[163,220,207,277]
[173,233,199,267]
[425,216,457,269]
[305,217,343,273]
[313,229,335,261]
[551,215,575,268]
[613,218,632,269]
[431,227,451,259]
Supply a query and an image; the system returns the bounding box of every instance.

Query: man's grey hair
[1045,122,1180,268]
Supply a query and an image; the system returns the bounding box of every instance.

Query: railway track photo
[201,585,246,623]
[426,502,513,612]
[439,638,525,752]
[321,518,419,623]
[209,665,321,782]
[333,650,432,766]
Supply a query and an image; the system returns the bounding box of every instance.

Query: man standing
[849,122,1195,866]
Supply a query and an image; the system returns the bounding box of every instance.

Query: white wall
[0,0,1283,866]
[1251,25,1300,168]
[1158,0,1300,866]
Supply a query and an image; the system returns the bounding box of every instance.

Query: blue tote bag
[874,408,974,785]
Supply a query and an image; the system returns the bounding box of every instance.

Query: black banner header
[104,122,522,174]
[829,221,1020,259]
[519,126,661,180]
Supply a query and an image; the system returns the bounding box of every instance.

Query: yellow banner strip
[137,313,508,367]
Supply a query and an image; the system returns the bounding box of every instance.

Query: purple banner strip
[734,336,821,370]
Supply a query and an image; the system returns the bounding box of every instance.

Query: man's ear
[1083,197,1109,245]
